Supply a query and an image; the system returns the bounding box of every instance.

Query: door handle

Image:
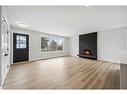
[4,54,8,56]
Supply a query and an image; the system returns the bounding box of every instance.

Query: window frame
[41,36,64,52]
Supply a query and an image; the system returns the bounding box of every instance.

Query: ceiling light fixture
[16,22,28,27]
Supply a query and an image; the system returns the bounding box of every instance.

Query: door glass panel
[16,35,26,49]
[20,44,26,48]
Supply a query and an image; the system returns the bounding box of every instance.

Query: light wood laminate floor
[3,56,120,89]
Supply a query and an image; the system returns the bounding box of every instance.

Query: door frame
[12,33,29,63]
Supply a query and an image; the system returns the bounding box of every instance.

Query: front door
[13,33,29,63]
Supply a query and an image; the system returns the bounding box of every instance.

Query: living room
[0,6,127,89]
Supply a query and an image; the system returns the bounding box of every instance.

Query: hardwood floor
[3,56,120,89]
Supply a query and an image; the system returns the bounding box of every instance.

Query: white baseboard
[12,55,70,64]
[98,57,120,64]
[69,54,120,64]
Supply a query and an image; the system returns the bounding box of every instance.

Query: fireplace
[78,48,97,60]
[78,48,97,59]
[78,32,97,60]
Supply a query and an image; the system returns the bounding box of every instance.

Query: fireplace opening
[83,49,92,56]
[77,48,97,60]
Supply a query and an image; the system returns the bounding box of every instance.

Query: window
[41,37,50,51]
[57,39,63,51]
[16,35,26,49]
[50,39,57,51]
[41,37,64,51]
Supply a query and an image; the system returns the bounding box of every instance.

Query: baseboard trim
[12,55,70,65]
[98,58,120,64]
[70,55,120,64]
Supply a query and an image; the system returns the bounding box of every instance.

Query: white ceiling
[4,6,127,36]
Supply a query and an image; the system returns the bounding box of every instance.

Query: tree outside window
[41,37,64,51]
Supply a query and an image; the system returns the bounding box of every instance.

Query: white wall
[98,27,126,63]
[0,6,2,87]
[69,27,127,63]
[10,26,69,64]
[120,30,127,64]
[0,7,11,87]
[125,30,127,51]
[69,35,79,56]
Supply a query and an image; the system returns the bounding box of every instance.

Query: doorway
[13,33,29,63]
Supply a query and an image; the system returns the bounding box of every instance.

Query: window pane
[16,44,20,48]
[20,44,26,48]
[57,39,63,51]
[16,35,27,49]
[50,39,57,51]
[41,37,49,51]
[16,35,19,40]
